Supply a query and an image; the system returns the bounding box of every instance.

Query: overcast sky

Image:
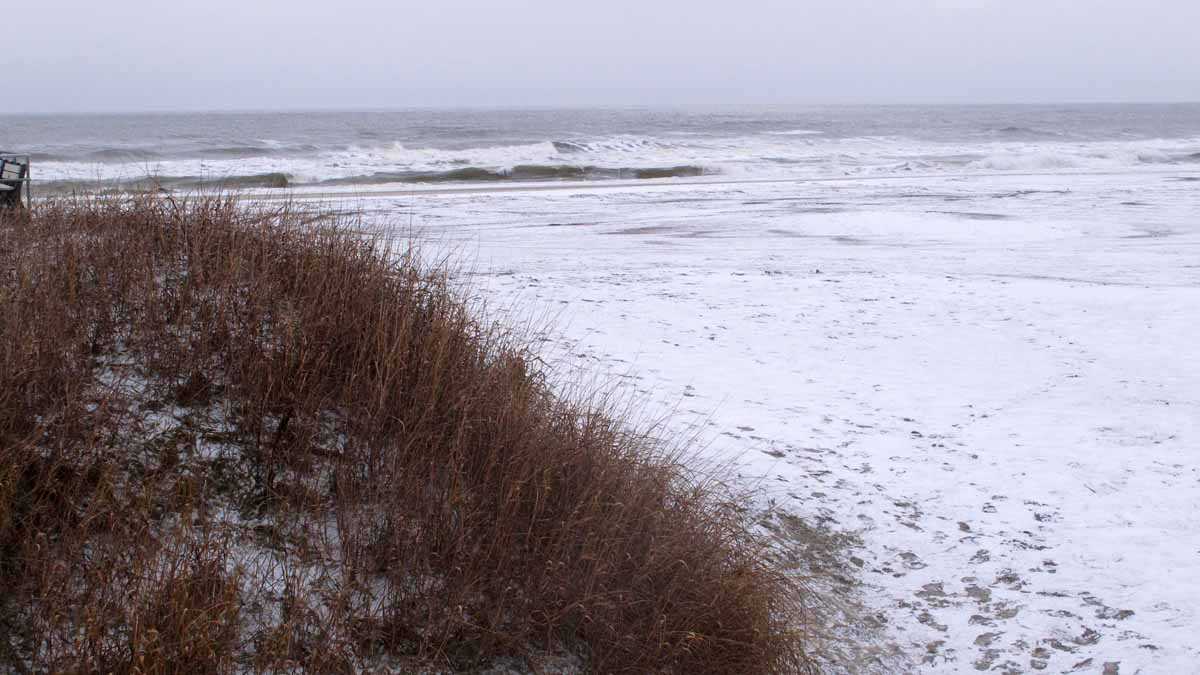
[4,0,1198,112]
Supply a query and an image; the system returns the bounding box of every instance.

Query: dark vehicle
[0,154,31,210]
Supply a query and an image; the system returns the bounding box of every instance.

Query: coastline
[342,166,1200,672]
[225,166,1200,202]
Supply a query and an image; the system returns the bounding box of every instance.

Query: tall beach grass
[0,196,819,673]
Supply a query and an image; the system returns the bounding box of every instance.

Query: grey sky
[4,0,1198,112]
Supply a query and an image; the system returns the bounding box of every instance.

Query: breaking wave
[25,127,1200,189]
[38,165,711,193]
[967,144,1200,172]
[86,148,163,162]
[549,136,675,154]
[40,172,294,194]
[552,141,588,154]
[194,145,319,159]
[319,164,709,187]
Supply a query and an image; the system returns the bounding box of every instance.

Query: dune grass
[0,196,818,673]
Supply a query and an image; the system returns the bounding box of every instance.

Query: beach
[328,167,1200,672]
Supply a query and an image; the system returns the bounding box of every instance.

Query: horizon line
[3,100,1200,117]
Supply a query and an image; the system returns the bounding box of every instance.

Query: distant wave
[320,164,708,186]
[967,145,1200,172]
[40,172,293,194]
[765,129,824,136]
[552,141,588,154]
[86,148,162,162]
[187,172,293,188]
[551,137,674,154]
[194,146,279,159]
[992,126,1062,137]
[968,152,1084,171]
[29,152,68,162]
[628,166,706,179]
[27,131,1200,188]
[194,145,322,159]
[37,165,710,194]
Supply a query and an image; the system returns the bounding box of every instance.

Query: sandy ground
[315,169,1199,673]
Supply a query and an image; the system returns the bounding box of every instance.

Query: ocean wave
[190,172,293,188]
[552,141,588,154]
[376,141,561,167]
[86,148,163,162]
[967,144,1200,172]
[968,152,1086,171]
[196,146,280,159]
[628,166,705,179]
[37,165,711,192]
[26,132,1200,187]
[551,136,675,155]
[194,144,321,159]
[29,152,68,162]
[510,165,589,180]
[991,126,1063,137]
[350,136,1200,180]
[319,164,709,186]
[40,172,293,194]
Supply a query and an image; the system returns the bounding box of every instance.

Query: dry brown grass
[0,196,819,673]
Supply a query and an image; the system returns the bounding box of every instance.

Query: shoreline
[350,168,1200,672]
[229,166,1200,202]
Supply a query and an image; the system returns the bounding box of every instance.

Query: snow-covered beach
[329,166,1200,673]
[8,105,1199,671]
[7,0,1200,661]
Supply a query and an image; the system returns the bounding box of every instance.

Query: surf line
[239,167,1199,202]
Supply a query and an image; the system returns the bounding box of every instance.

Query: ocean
[2,104,1199,191]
